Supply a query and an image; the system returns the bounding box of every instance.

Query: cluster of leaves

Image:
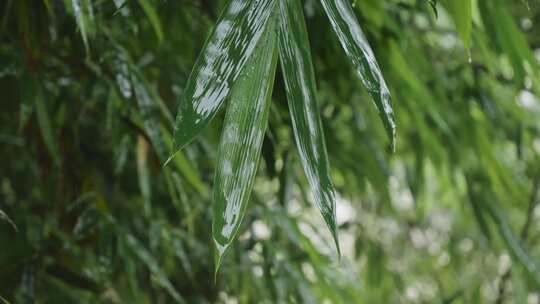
[1,0,540,303]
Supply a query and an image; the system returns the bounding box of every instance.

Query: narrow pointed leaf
[138,0,164,44]
[442,0,472,49]
[70,0,93,52]
[485,203,540,288]
[22,76,61,166]
[277,0,340,255]
[212,17,279,272]
[0,209,17,232]
[319,0,396,149]
[123,233,185,303]
[171,0,277,157]
[131,71,167,161]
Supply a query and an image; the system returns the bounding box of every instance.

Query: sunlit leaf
[170,0,277,159]
[212,14,279,273]
[319,0,396,149]
[277,0,340,255]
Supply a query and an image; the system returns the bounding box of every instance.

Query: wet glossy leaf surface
[278,0,340,255]
[171,0,277,157]
[319,0,396,149]
[212,14,279,272]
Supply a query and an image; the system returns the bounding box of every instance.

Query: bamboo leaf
[22,76,61,166]
[124,233,185,303]
[212,14,279,274]
[485,203,540,288]
[162,127,208,196]
[138,0,164,44]
[442,0,472,49]
[131,71,167,161]
[170,0,277,161]
[0,209,17,232]
[70,0,94,52]
[319,0,396,149]
[277,0,340,255]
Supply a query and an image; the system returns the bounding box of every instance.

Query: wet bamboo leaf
[138,0,163,44]
[442,0,472,49]
[319,0,396,149]
[170,0,277,160]
[212,15,279,273]
[277,0,340,254]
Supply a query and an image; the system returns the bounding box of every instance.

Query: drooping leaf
[319,0,396,150]
[212,14,279,273]
[277,0,340,255]
[131,71,167,161]
[162,127,208,196]
[70,0,94,52]
[0,209,17,232]
[22,75,61,166]
[479,0,538,84]
[138,0,164,44]
[170,0,277,160]
[485,202,540,288]
[441,0,472,49]
[123,233,185,303]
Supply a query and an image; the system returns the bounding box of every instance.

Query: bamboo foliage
[1,0,540,302]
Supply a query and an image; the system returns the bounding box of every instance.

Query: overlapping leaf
[319,0,396,149]
[277,0,340,254]
[170,0,277,161]
[212,13,279,272]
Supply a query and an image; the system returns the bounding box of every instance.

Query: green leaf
[70,0,94,52]
[138,0,164,44]
[319,0,396,150]
[131,71,167,161]
[442,0,472,49]
[277,0,340,255]
[170,0,277,160]
[22,75,61,167]
[485,203,540,288]
[0,209,17,232]
[162,127,208,196]
[123,233,185,303]
[212,14,279,274]
[479,0,538,84]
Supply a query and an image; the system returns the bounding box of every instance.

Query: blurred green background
[2,0,540,303]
